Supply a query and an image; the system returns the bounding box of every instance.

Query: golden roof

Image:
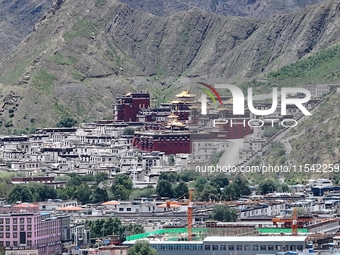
[167,113,179,118]
[167,119,185,127]
[176,89,196,98]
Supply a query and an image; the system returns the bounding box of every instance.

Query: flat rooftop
[203,236,307,242]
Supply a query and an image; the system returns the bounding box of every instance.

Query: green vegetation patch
[49,52,77,66]
[63,18,98,43]
[71,69,85,81]
[0,58,31,85]
[268,43,340,86]
[31,69,57,94]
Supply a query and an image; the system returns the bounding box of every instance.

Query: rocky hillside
[0,0,339,132]
[117,0,325,18]
[0,0,53,59]
[0,0,324,60]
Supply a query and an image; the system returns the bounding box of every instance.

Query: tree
[27,182,57,202]
[222,183,241,201]
[66,175,83,187]
[210,174,229,189]
[111,185,131,200]
[73,184,92,204]
[113,175,133,190]
[156,180,173,198]
[159,172,178,182]
[90,187,109,203]
[86,217,144,241]
[194,177,208,193]
[128,240,157,255]
[129,186,155,200]
[233,175,251,196]
[200,183,219,201]
[111,175,133,200]
[178,170,200,182]
[95,172,109,184]
[123,127,135,136]
[57,117,77,127]
[168,154,175,166]
[56,186,74,200]
[7,185,34,203]
[258,179,278,195]
[210,204,238,222]
[174,182,189,199]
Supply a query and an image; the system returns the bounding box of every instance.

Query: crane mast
[188,189,194,241]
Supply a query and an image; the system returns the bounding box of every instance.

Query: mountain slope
[0,0,53,59]
[117,0,325,18]
[0,0,339,131]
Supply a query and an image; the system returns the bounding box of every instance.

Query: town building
[0,212,67,255]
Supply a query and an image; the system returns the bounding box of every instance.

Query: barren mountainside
[0,0,339,132]
[117,0,325,18]
[0,0,53,59]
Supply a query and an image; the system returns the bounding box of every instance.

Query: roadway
[218,139,244,167]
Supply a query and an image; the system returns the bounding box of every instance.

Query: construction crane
[292,207,298,236]
[272,208,313,235]
[187,189,194,241]
[165,188,194,241]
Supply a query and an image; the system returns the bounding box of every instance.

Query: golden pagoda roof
[167,119,185,127]
[167,113,179,118]
[176,89,196,98]
[125,92,131,96]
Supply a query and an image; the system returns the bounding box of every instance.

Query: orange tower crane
[272,208,313,235]
[188,189,194,241]
[292,207,298,236]
[165,189,195,241]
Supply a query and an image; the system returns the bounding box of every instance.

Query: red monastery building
[113,92,150,122]
[132,132,191,154]
[113,89,253,154]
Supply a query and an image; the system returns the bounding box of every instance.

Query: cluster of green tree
[194,174,251,201]
[127,240,157,255]
[210,204,238,222]
[123,127,135,136]
[257,178,290,195]
[57,117,78,128]
[110,174,134,200]
[86,217,144,241]
[155,172,251,201]
[56,174,109,204]
[7,183,57,204]
[268,44,340,81]
[0,173,15,198]
[6,172,110,204]
[129,185,155,200]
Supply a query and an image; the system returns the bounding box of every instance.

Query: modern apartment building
[0,212,65,255]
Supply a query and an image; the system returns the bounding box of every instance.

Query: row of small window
[0,225,31,231]
[150,244,202,250]
[0,232,33,238]
[205,244,304,251]
[119,208,132,211]
[0,241,34,247]
[0,218,31,224]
